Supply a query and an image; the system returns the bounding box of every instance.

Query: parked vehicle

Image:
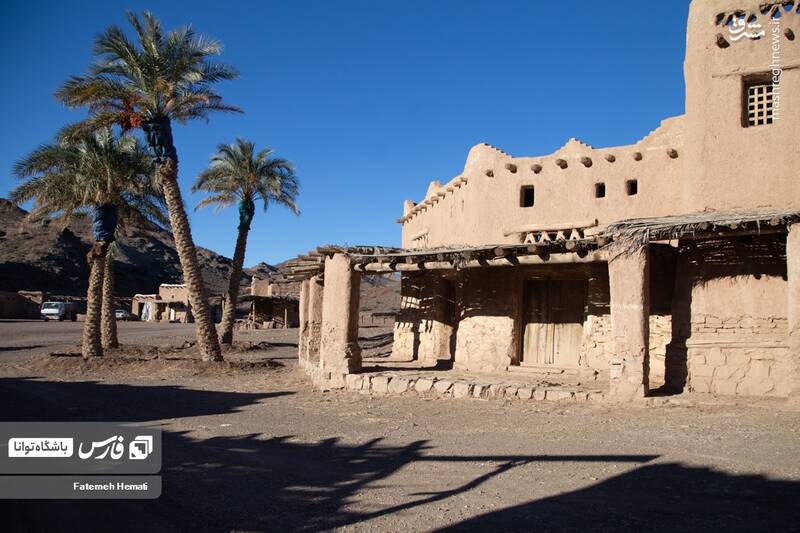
[115,308,137,321]
[41,301,78,322]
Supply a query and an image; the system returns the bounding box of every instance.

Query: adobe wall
[391,272,453,365]
[251,278,273,297]
[683,0,800,214]
[399,0,800,250]
[449,260,674,381]
[453,268,519,372]
[678,236,792,396]
[0,291,43,319]
[393,262,677,380]
[158,284,190,304]
[400,127,686,249]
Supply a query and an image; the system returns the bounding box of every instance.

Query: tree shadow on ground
[0,376,288,423]
[0,377,798,532]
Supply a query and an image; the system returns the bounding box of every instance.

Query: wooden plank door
[521,280,586,368]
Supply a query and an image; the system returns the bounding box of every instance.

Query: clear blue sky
[0,1,690,266]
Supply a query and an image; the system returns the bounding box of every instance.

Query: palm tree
[102,242,119,348]
[193,138,299,344]
[55,11,240,361]
[12,130,166,358]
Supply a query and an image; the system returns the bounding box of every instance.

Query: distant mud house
[290,0,800,401]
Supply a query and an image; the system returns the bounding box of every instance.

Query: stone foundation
[687,315,790,396]
[308,368,606,404]
[582,314,672,384]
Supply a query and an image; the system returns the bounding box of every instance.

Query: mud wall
[677,236,791,396]
[399,1,800,250]
[453,268,518,372]
[391,272,454,365]
[395,261,678,380]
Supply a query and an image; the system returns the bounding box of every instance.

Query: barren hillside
[0,198,400,312]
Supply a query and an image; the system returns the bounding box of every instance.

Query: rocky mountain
[0,198,400,313]
[0,199,277,297]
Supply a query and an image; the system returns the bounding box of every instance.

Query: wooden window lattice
[746,83,774,126]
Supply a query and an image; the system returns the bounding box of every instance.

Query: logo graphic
[78,436,125,460]
[8,438,73,458]
[727,15,766,41]
[128,436,154,460]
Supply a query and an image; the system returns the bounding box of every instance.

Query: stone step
[507,364,580,376]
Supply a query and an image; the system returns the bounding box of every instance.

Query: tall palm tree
[102,242,119,348]
[55,11,240,361]
[12,130,166,358]
[193,138,299,344]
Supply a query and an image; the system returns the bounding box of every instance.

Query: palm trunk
[219,226,250,344]
[156,157,222,361]
[82,241,109,359]
[101,244,119,349]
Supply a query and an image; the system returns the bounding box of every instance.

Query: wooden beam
[503,219,598,237]
[355,251,603,272]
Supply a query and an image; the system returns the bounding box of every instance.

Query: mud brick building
[289,0,800,402]
[131,284,197,323]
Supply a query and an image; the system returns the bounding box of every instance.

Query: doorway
[520,279,586,368]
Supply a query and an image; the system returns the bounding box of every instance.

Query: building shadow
[0,377,797,532]
[439,461,800,532]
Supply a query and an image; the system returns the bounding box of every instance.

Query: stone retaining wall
[307,367,606,404]
[687,315,790,396]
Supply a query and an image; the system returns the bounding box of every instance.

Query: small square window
[743,75,775,127]
[626,179,638,196]
[595,183,606,198]
[520,186,535,208]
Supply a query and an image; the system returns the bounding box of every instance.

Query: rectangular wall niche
[595,182,606,198]
[520,186,535,208]
[626,179,638,196]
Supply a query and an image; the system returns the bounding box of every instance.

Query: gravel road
[1,321,798,532]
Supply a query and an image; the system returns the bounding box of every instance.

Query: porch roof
[283,238,604,280]
[606,208,800,251]
[282,209,799,280]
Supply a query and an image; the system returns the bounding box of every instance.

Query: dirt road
[0,322,798,532]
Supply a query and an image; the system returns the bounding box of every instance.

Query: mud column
[297,279,310,368]
[608,247,651,401]
[306,275,324,367]
[320,254,362,384]
[391,273,422,362]
[787,225,800,403]
[418,274,452,367]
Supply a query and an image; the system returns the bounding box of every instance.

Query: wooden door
[521,280,586,368]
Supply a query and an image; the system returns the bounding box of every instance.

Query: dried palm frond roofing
[605,208,800,251]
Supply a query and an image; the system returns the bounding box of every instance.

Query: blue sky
[1,1,690,265]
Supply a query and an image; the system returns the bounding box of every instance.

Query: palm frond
[193,138,300,218]
[57,11,241,129]
[11,129,166,235]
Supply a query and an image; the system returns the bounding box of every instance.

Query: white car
[115,308,137,321]
[41,302,78,322]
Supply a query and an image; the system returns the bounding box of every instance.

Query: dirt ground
[1,320,799,532]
